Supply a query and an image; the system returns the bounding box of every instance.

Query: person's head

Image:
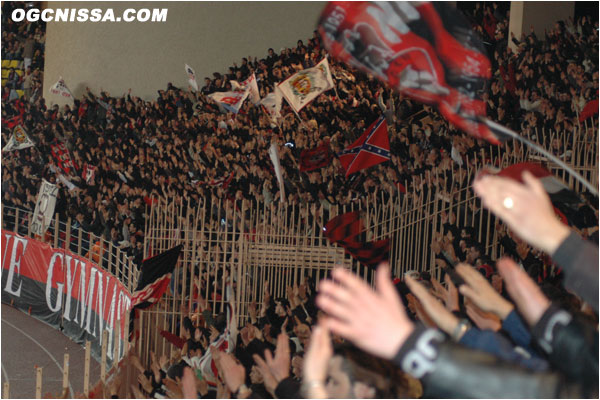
[167,362,188,384]
[274,298,289,316]
[249,365,263,384]
[325,345,418,398]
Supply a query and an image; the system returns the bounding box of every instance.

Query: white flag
[269,142,286,203]
[49,76,74,101]
[260,86,283,124]
[277,58,334,113]
[208,89,250,114]
[185,64,199,92]
[231,73,260,105]
[30,179,58,236]
[2,125,34,152]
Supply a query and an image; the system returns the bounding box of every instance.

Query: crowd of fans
[1,3,598,260]
[1,1,598,399]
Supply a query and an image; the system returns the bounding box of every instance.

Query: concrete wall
[509,1,574,51]
[43,1,325,106]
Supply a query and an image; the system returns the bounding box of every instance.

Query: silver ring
[503,197,514,209]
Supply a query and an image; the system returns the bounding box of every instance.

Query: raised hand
[406,276,460,336]
[465,300,501,331]
[456,263,514,320]
[496,257,551,326]
[302,324,332,399]
[316,263,414,360]
[217,352,246,394]
[473,171,570,254]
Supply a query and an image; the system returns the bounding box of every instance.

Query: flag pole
[481,118,598,197]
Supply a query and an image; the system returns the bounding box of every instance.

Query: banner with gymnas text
[1,230,132,367]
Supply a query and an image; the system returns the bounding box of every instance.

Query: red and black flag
[2,115,22,129]
[342,238,390,269]
[300,140,333,172]
[323,211,390,268]
[318,2,497,143]
[131,245,183,309]
[323,210,365,244]
[338,116,390,177]
[50,142,78,175]
[579,98,599,122]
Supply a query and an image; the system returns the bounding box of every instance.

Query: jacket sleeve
[551,231,599,312]
[458,328,548,371]
[530,304,598,391]
[392,325,587,398]
[502,309,539,355]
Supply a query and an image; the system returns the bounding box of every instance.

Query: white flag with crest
[2,125,35,152]
[277,58,334,112]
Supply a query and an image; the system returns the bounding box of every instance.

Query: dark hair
[333,344,421,398]
[167,362,187,380]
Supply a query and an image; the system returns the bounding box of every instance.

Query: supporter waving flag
[338,115,390,177]
[318,1,498,143]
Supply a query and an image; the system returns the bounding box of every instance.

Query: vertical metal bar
[83,341,90,397]
[62,354,69,395]
[35,367,42,399]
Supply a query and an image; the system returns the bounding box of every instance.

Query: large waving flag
[2,125,34,152]
[323,211,365,244]
[323,211,390,268]
[318,2,497,143]
[209,89,250,114]
[231,73,260,105]
[131,245,183,309]
[278,58,335,112]
[338,116,390,177]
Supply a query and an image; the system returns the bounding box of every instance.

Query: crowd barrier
[1,206,137,398]
[1,121,597,397]
[137,122,598,367]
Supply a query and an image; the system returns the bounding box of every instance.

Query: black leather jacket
[551,231,598,312]
[393,308,598,399]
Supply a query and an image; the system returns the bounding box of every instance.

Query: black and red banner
[300,141,333,172]
[1,230,132,367]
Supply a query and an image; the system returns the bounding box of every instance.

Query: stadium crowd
[1,1,598,399]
